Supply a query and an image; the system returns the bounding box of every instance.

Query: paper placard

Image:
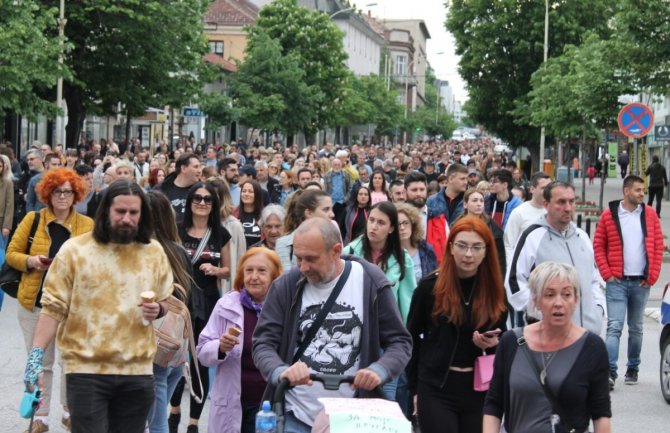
[328,412,411,433]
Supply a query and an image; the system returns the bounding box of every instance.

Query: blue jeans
[284,411,312,433]
[148,364,184,433]
[605,280,650,377]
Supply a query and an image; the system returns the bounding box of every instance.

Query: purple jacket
[197,291,246,433]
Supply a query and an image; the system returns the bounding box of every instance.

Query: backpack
[152,284,204,402]
[153,291,190,368]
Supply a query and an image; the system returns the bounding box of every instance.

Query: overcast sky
[372,0,467,103]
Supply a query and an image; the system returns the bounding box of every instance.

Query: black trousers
[66,373,154,433]
[417,372,486,433]
[169,317,210,420]
[648,186,663,215]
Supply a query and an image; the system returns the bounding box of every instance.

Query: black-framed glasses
[192,194,213,205]
[52,189,74,198]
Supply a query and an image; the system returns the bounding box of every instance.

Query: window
[209,41,224,56]
[396,55,407,76]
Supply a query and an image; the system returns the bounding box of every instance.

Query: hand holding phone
[482,329,501,338]
[38,257,53,266]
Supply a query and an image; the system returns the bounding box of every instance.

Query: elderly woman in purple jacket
[197,247,283,433]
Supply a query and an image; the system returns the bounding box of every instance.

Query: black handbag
[0,213,41,298]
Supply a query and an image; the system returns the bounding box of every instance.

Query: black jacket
[406,273,507,393]
[645,161,668,188]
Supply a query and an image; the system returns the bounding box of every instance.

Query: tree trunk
[581,125,587,201]
[64,85,85,149]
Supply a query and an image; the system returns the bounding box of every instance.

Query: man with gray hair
[253,217,412,432]
[251,204,286,250]
[255,160,278,194]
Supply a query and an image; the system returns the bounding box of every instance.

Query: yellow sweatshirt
[40,232,173,375]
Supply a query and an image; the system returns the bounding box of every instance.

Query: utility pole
[55,0,67,147]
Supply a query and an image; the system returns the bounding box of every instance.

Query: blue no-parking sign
[618,103,654,138]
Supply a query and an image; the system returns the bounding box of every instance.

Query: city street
[1,174,670,432]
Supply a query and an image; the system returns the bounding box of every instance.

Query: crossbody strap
[190,228,211,265]
[26,213,41,255]
[292,261,352,363]
[183,309,205,404]
[515,329,575,431]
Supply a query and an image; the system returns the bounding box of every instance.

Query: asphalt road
[1,176,670,432]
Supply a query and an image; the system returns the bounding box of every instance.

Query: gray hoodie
[505,215,606,335]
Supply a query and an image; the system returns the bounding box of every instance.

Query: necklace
[538,324,572,385]
[461,278,476,306]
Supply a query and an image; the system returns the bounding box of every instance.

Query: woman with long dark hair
[406,216,507,433]
[169,182,232,433]
[370,169,390,204]
[344,201,416,320]
[343,201,416,409]
[145,191,193,433]
[234,180,264,249]
[344,185,371,244]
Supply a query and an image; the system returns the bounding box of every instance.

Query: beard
[406,196,426,208]
[106,220,138,244]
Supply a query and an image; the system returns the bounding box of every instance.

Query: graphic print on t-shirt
[298,302,362,374]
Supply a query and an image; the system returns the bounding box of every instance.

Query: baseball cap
[468,168,478,176]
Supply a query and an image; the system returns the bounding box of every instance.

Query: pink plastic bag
[474,354,495,391]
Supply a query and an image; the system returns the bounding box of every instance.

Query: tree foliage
[231,31,322,137]
[46,0,211,147]
[519,34,633,140]
[612,0,670,94]
[446,0,615,149]
[0,1,67,119]
[249,0,349,134]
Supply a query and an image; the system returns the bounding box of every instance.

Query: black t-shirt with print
[179,226,231,320]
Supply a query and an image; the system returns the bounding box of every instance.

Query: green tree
[446,0,614,152]
[0,1,66,119]
[249,0,349,137]
[46,0,210,147]
[232,31,322,139]
[520,34,631,140]
[200,91,234,132]
[612,0,670,94]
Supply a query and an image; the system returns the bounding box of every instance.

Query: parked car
[660,282,670,403]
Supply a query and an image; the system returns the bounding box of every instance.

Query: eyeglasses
[398,221,411,228]
[52,189,74,198]
[452,242,486,255]
[192,194,213,205]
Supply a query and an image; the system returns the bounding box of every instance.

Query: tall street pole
[56,0,66,147]
[539,0,548,173]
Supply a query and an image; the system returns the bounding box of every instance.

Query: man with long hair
[22,180,174,432]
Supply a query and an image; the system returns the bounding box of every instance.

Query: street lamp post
[329,3,378,19]
[538,0,549,172]
[55,0,67,147]
[403,58,416,145]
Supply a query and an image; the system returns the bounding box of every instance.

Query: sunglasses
[192,194,213,205]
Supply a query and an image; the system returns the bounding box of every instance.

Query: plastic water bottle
[255,400,277,433]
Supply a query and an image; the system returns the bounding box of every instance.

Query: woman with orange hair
[7,168,93,433]
[406,215,507,433]
[197,247,282,433]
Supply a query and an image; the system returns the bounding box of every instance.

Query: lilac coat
[197,290,246,433]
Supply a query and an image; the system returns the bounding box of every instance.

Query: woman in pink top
[370,169,390,204]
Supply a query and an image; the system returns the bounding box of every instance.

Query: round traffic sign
[618,103,654,138]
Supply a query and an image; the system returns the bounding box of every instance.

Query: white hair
[0,155,14,182]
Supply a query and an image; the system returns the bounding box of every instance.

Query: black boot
[168,412,180,433]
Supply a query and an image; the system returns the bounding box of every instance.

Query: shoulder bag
[0,213,41,298]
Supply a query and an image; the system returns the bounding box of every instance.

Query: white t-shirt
[286,260,365,425]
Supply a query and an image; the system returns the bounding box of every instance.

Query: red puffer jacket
[593,200,664,286]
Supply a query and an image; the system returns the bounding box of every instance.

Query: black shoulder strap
[515,329,574,431]
[26,212,41,254]
[293,260,352,363]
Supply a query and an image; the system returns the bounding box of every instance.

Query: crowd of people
[0,134,663,433]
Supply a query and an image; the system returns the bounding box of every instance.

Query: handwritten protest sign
[315,398,411,433]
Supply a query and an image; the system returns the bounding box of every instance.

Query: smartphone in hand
[482,329,501,338]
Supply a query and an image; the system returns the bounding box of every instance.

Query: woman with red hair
[7,168,93,433]
[196,247,282,433]
[406,215,507,433]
